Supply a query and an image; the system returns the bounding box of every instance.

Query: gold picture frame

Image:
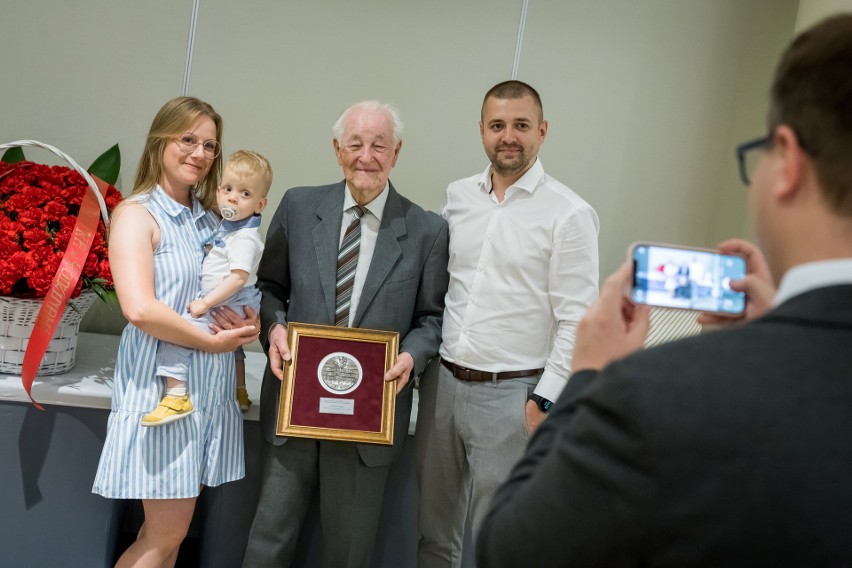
[276,322,399,445]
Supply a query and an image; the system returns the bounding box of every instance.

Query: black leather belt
[440,357,544,382]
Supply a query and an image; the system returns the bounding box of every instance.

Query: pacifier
[220,205,238,220]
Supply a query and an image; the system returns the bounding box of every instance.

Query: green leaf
[1,147,25,164]
[93,287,120,308]
[85,278,119,307]
[88,143,121,184]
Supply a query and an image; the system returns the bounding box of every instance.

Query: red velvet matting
[289,336,387,432]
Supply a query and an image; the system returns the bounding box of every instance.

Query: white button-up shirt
[439,159,600,401]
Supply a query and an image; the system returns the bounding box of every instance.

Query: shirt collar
[477,158,545,196]
[219,214,262,232]
[152,185,206,220]
[774,258,852,305]
[343,182,389,221]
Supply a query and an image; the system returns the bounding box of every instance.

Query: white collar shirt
[339,183,389,326]
[774,258,852,306]
[439,159,600,401]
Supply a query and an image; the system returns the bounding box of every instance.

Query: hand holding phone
[572,262,650,372]
[696,238,776,325]
[629,242,747,317]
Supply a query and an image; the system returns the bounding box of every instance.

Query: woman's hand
[207,306,260,352]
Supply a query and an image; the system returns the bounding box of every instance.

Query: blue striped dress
[92,187,245,499]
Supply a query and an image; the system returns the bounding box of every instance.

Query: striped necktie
[335,205,367,327]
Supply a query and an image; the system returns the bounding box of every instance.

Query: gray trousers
[243,437,391,568]
[415,360,539,568]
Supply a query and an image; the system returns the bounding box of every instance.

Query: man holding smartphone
[416,80,600,566]
[478,14,852,566]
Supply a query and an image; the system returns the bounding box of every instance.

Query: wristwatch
[529,393,553,413]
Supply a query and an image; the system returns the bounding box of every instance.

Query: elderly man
[478,14,852,567]
[243,100,449,567]
[416,80,599,566]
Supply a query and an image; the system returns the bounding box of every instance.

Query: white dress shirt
[439,159,600,401]
[339,183,389,326]
[774,258,852,306]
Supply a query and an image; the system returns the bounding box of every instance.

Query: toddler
[142,150,271,426]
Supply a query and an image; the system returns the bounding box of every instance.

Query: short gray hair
[332,100,404,144]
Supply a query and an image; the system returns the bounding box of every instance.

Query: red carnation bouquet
[0,146,122,302]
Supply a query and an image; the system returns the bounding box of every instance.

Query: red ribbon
[22,176,110,409]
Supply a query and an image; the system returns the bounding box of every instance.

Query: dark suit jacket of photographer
[478,284,852,567]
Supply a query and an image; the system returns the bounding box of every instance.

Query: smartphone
[628,242,747,316]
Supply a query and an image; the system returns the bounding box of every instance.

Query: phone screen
[630,243,747,315]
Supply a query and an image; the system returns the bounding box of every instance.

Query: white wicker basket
[0,292,97,375]
[0,140,111,377]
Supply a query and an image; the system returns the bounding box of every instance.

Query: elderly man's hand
[384,352,414,394]
[267,323,291,381]
[571,262,651,372]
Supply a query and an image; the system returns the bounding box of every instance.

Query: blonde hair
[132,96,224,210]
[224,150,273,196]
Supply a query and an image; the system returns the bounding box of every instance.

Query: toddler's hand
[189,299,209,319]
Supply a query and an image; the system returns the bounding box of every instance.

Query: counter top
[0,332,264,421]
[0,332,419,432]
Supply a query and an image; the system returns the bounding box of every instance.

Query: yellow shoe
[141,395,193,427]
[236,387,252,413]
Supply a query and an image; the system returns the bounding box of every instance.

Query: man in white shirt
[478,14,852,566]
[416,80,600,567]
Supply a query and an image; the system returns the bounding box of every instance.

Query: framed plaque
[276,322,399,445]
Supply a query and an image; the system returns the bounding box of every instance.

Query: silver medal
[317,352,363,394]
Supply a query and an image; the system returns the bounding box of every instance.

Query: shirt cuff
[268,321,287,336]
[533,369,569,402]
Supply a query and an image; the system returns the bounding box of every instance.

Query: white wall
[796,0,852,29]
[0,1,807,336]
[520,1,798,268]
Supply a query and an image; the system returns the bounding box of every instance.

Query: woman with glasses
[92,96,260,567]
